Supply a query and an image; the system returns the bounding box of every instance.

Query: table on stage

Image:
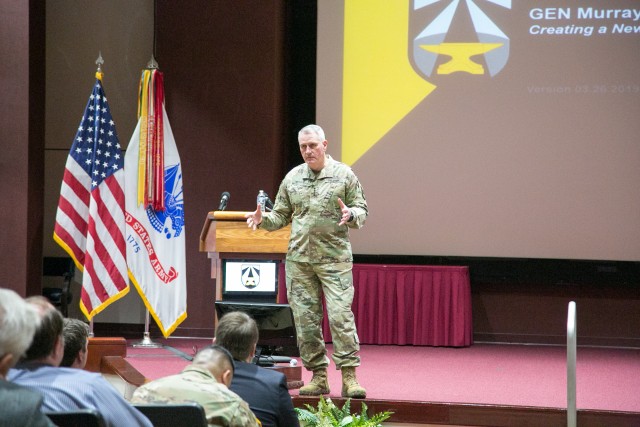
[278,264,472,347]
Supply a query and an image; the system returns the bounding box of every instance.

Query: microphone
[265,197,274,210]
[263,193,274,211]
[218,191,230,211]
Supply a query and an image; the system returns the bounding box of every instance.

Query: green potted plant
[295,396,393,427]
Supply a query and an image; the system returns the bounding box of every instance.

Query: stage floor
[126,339,640,425]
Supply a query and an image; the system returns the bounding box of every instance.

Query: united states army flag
[124,71,187,337]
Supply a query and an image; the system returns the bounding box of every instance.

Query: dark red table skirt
[278,264,472,347]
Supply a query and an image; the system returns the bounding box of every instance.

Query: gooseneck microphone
[262,192,274,211]
[265,196,274,211]
[218,191,230,211]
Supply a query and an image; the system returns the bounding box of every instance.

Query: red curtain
[278,264,472,347]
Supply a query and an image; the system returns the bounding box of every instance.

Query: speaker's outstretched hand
[245,204,263,230]
[338,198,351,226]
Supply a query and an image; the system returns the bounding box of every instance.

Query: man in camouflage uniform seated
[131,345,260,426]
[245,124,368,398]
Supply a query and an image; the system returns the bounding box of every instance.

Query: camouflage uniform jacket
[260,155,367,263]
[131,365,259,427]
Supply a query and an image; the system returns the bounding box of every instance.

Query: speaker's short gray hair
[298,124,325,142]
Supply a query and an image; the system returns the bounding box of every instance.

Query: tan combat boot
[299,368,330,396]
[341,366,366,398]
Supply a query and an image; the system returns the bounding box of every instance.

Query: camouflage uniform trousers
[286,259,360,370]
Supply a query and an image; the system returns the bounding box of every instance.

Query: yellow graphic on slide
[342,2,436,166]
[421,43,503,75]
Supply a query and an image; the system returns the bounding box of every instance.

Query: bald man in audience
[0,289,55,427]
[132,345,260,427]
[8,296,152,427]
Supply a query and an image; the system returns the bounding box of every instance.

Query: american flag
[53,78,129,319]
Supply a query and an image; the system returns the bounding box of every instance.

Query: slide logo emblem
[412,0,512,77]
[241,264,260,289]
[341,1,511,166]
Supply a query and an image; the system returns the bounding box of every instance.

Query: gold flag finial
[95,52,104,80]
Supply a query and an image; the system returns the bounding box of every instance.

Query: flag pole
[131,54,163,349]
[86,52,102,341]
[88,53,101,341]
[133,309,163,348]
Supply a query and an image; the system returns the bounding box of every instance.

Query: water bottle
[257,190,267,212]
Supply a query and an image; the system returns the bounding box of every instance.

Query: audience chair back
[45,409,105,427]
[133,403,208,427]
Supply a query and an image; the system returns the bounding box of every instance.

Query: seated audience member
[131,344,260,427]
[8,296,152,427]
[215,311,300,427]
[61,318,89,369]
[0,289,55,427]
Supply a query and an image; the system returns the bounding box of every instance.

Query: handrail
[567,301,577,427]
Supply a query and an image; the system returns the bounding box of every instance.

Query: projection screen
[317,0,640,261]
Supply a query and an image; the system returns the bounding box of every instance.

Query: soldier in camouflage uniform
[245,124,368,398]
[131,345,260,427]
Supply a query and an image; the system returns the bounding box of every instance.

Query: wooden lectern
[199,211,302,389]
[199,210,291,301]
